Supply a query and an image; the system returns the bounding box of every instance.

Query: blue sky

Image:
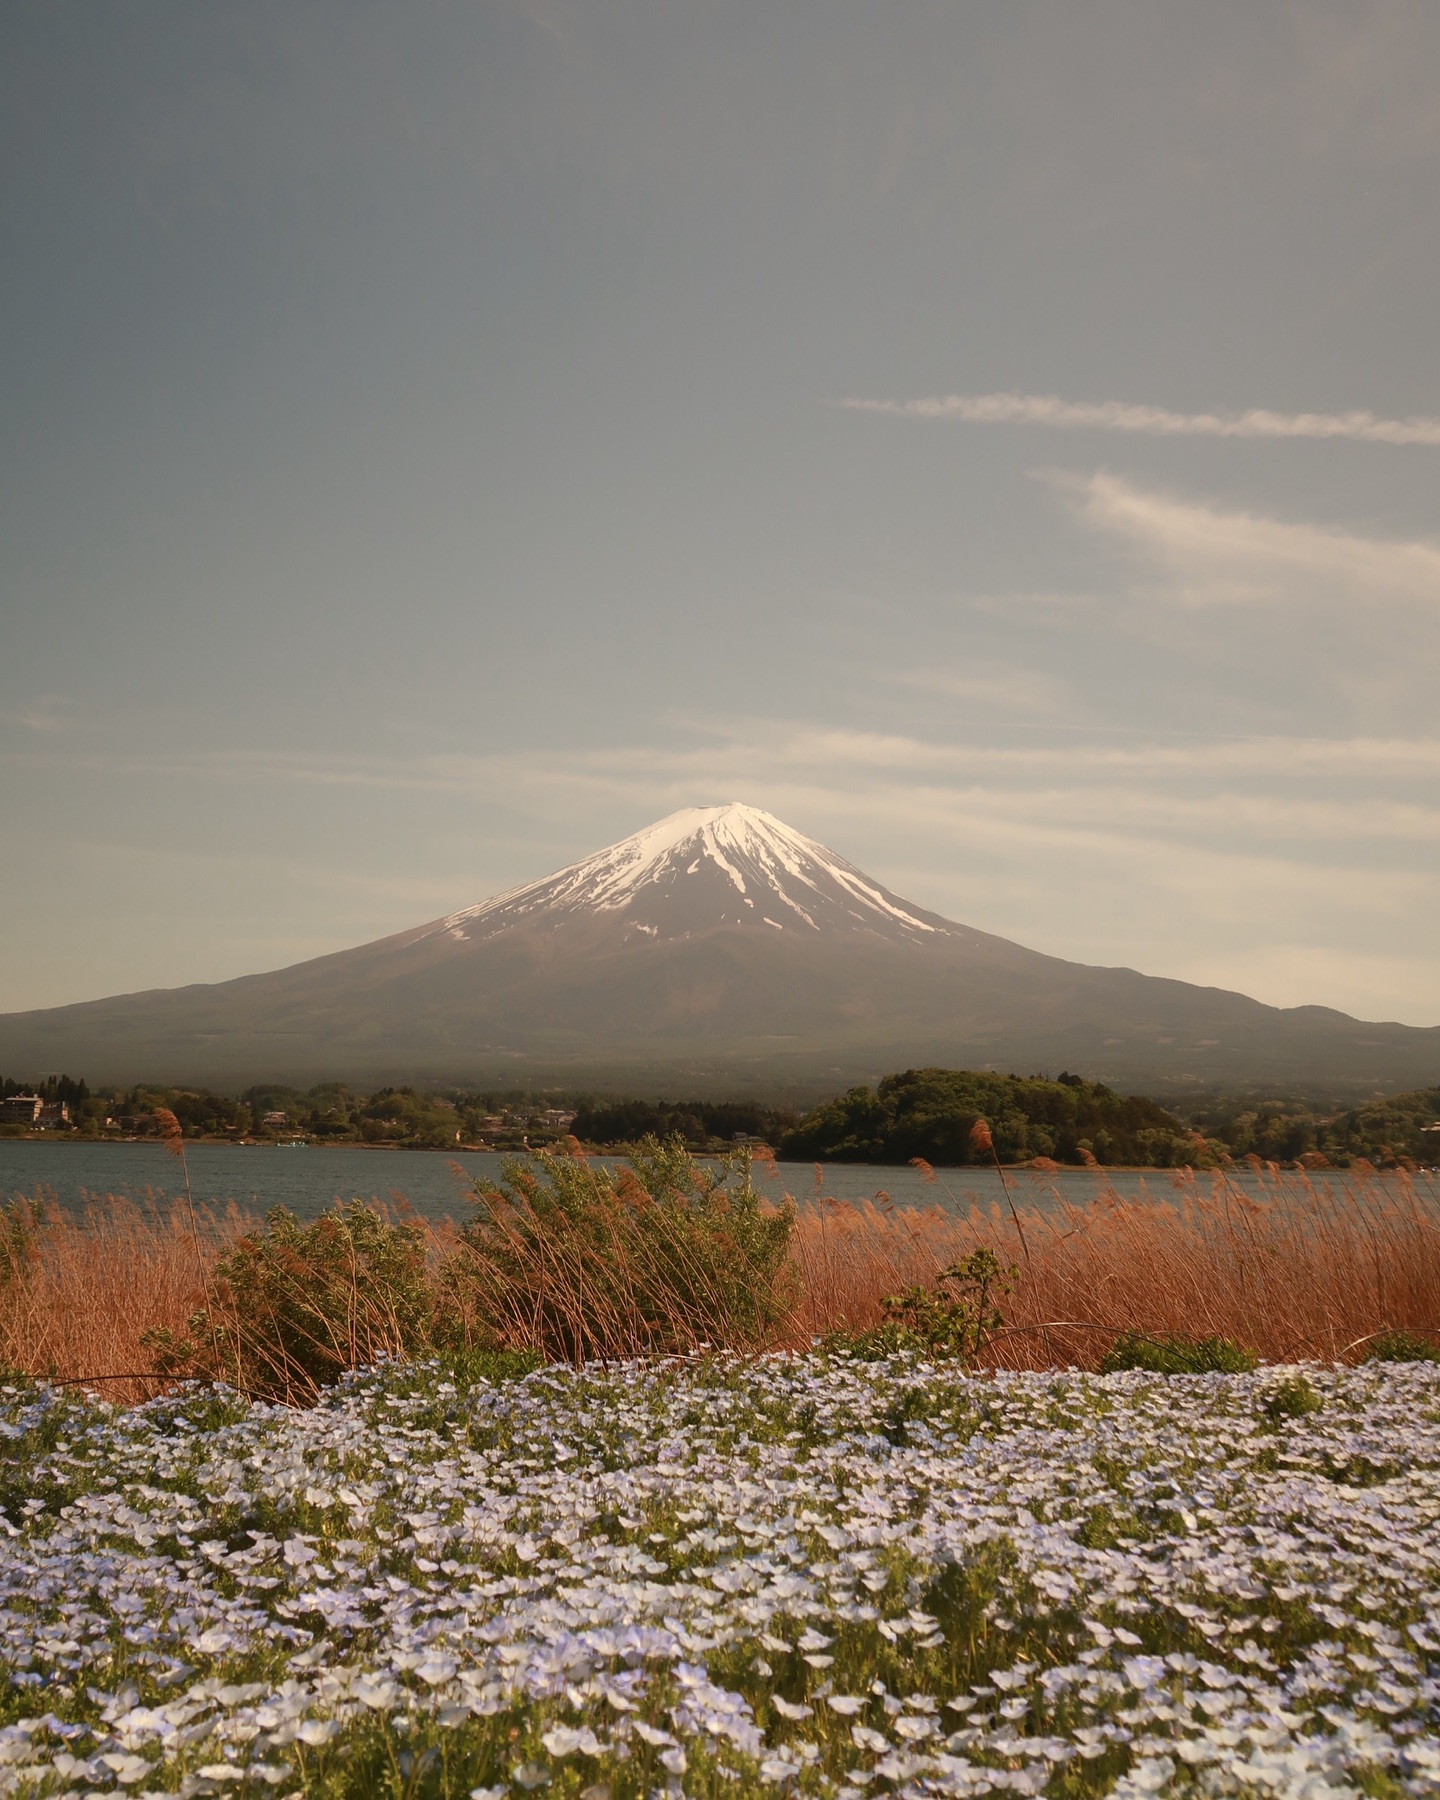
[2,2,1438,1025]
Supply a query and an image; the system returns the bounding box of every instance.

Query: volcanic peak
[434,803,945,944]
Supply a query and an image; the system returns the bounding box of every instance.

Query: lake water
[1,1139,1431,1225]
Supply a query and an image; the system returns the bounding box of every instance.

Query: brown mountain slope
[0,805,1434,1097]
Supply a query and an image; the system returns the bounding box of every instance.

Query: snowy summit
[435,803,947,945]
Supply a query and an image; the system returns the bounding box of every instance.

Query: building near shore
[0,1095,68,1126]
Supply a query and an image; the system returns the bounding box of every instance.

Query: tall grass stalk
[154,1105,214,1355]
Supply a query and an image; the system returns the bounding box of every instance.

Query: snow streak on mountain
[431,804,949,946]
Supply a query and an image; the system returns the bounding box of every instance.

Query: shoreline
[1,1134,1430,1175]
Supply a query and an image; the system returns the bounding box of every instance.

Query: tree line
[774,1068,1194,1167]
[2,1068,1435,1167]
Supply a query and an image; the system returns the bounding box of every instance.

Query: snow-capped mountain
[427,804,949,946]
[1,804,1436,1092]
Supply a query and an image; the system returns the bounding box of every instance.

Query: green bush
[145,1202,436,1403]
[1100,1329,1257,1375]
[140,1142,797,1397]
[436,1346,544,1387]
[1364,1328,1440,1365]
[1263,1373,1323,1421]
[837,1248,1015,1364]
[443,1137,796,1362]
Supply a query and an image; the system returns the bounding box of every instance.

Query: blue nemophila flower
[0,1359,1436,1795]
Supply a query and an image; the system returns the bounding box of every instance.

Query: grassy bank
[1,1152,1436,1400]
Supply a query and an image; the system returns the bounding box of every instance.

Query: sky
[2,1,1438,1027]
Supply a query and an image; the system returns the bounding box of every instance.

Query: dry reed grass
[788,1164,1440,1365]
[2,1164,1436,1396]
[0,1192,251,1402]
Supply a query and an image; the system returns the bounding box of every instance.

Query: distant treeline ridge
[2,1068,1436,1167]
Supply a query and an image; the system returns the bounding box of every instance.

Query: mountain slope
[0,804,1435,1095]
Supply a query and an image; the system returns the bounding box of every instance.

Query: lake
[1,1139,1429,1225]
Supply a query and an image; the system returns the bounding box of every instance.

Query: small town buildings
[0,1096,69,1127]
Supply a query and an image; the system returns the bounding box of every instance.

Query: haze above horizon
[2,3,1437,1026]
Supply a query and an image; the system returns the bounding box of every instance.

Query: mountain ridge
[0,803,1435,1097]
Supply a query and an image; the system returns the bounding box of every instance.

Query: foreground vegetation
[1,1351,1438,1798]
[0,1140,1435,1793]
[139,1142,795,1402]
[1,1135,1438,1403]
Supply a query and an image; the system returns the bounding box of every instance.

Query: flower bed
[0,1354,1436,1797]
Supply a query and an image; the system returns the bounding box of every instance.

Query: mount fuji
[1,803,1435,1094]
[428,804,950,947]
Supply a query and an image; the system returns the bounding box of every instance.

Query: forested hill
[568,1097,799,1151]
[777,1068,1193,1167]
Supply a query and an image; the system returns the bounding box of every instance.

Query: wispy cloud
[841,389,1440,446]
[3,695,71,734]
[7,726,1440,790]
[1062,470,1440,606]
[895,662,1074,715]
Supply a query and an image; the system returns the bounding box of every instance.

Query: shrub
[442,1137,796,1362]
[836,1248,1015,1363]
[145,1202,435,1403]
[1263,1373,1323,1420]
[1364,1328,1440,1364]
[436,1346,544,1387]
[1100,1329,1257,1375]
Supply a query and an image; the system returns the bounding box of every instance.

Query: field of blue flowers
[1,1353,1436,1799]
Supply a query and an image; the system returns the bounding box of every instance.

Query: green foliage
[1264,1373,1324,1421]
[0,1072,87,1106]
[90,1083,252,1137]
[1187,1083,1440,1169]
[132,1136,798,1393]
[80,1080,599,1146]
[1319,1085,1440,1167]
[445,1137,797,1361]
[1100,1329,1258,1375]
[157,1088,250,1136]
[434,1345,544,1387]
[840,1248,1016,1364]
[144,1203,436,1403]
[779,1066,1194,1166]
[1364,1328,1440,1364]
[1351,1767,1412,1799]
[570,1095,798,1149]
[357,1086,462,1147]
